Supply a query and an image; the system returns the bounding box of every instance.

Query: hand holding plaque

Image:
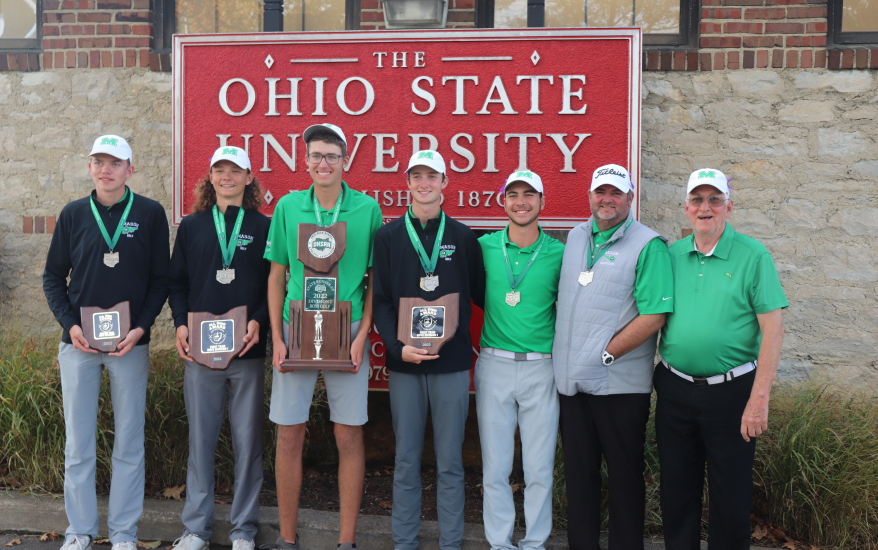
[397,293,459,356]
[80,301,131,352]
[187,306,248,370]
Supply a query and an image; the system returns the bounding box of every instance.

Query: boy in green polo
[476,170,564,550]
[264,123,382,550]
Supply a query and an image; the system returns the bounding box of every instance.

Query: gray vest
[553,216,665,396]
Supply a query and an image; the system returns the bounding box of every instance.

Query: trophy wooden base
[280,299,356,373]
[188,306,248,370]
[80,301,131,352]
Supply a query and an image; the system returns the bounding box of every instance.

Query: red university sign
[173,28,642,388]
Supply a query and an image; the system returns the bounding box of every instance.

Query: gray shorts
[269,320,369,426]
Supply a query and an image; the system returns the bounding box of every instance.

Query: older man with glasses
[655,168,787,550]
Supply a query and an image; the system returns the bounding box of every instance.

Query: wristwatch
[602,351,615,366]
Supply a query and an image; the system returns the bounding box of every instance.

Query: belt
[663,360,756,385]
[481,347,552,361]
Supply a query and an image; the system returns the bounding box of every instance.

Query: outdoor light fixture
[382,0,448,29]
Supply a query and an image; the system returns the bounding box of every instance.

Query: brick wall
[3,1,876,71]
[646,0,878,71]
[39,0,154,70]
[359,0,476,30]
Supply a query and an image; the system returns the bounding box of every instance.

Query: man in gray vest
[553,164,674,550]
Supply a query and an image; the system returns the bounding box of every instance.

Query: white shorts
[269,320,369,426]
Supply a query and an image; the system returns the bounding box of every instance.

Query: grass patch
[753,385,878,549]
[551,385,878,549]
[0,328,290,495]
[3,326,878,549]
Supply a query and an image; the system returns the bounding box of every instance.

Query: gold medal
[216,268,235,284]
[104,252,120,267]
[578,271,593,287]
[505,291,520,306]
[420,275,439,292]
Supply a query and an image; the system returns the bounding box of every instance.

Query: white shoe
[232,540,255,550]
[171,534,208,550]
[111,542,138,550]
[60,536,92,550]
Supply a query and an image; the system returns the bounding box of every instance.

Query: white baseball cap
[591,164,633,193]
[303,123,347,146]
[210,146,251,170]
[687,168,730,195]
[89,135,132,163]
[503,169,544,194]
[406,150,446,175]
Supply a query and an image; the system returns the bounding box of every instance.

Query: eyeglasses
[686,196,727,208]
[307,153,342,165]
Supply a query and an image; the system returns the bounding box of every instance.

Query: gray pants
[181,357,265,542]
[389,369,471,550]
[59,343,149,544]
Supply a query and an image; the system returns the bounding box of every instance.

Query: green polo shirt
[659,223,788,377]
[592,218,675,315]
[479,227,565,354]
[264,181,382,323]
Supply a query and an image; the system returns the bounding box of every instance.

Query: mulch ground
[253,462,497,525]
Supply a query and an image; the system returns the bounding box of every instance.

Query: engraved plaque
[80,301,131,352]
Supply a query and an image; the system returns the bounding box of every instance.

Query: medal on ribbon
[405,207,446,293]
[90,188,134,268]
[212,205,245,285]
[501,228,546,307]
[579,217,634,287]
[578,271,594,287]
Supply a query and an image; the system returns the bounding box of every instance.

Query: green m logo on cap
[515,171,533,178]
[222,148,238,155]
[101,137,118,146]
[418,152,434,160]
[698,171,716,179]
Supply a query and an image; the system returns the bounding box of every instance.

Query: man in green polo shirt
[476,170,564,550]
[264,123,382,550]
[552,164,674,549]
[656,168,787,550]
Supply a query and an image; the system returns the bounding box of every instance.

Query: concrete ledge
[0,491,770,550]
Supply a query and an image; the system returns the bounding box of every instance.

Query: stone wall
[0,68,176,344]
[0,66,876,385]
[640,68,878,385]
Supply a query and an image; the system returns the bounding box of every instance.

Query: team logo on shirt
[307,231,336,258]
[121,222,139,236]
[237,234,254,249]
[598,250,619,267]
[440,244,456,260]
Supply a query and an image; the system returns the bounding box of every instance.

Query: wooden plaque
[397,293,460,355]
[187,306,248,370]
[80,301,131,352]
[297,222,346,273]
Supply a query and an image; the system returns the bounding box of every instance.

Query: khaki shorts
[268,320,369,426]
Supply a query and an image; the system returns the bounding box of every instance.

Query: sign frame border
[173,27,642,228]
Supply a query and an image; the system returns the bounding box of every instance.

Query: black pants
[653,365,757,550]
[559,391,651,550]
